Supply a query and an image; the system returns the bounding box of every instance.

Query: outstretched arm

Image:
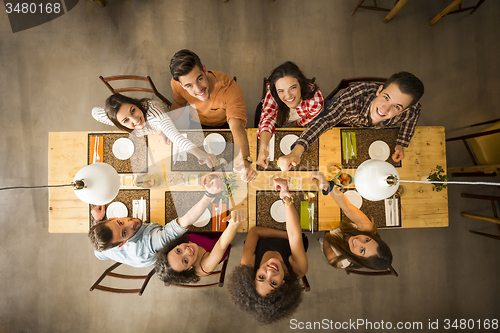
[199,210,245,274]
[311,171,373,232]
[177,178,224,228]
[273,178,308,278]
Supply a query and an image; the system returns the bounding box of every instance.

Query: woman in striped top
[92,94,214,167]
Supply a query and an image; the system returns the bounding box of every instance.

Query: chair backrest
[446,118,500,176]
[345,265,398,277]
[163,247,231,288]
[99,75,172,107]
[325,77,387,102]
[90,262,156,296]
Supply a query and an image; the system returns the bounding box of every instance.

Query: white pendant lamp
[72,163,120,205]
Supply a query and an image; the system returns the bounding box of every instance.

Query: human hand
[223,209,246,226]
[278,152,301,171]
[91,205,106,221]
[311,171,329,191]
[204,177,225,195]
[273,177,291,200]
[256,149,269,169]
[197,152,216,168]
[158,132,171,145]
[392,145,405,162]
[234,161,258,182]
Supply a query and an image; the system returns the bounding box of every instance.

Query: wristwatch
[242,156,253,164]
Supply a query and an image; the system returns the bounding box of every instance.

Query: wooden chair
[351,0,409,23]
[255,77,316,128]
[88,0,106,7]
[164,247,231,288]
[99,75,172,107]
[90,262,156,296]
[461,193,500,240]
[345,265,399,277]
[324,77,386,102]
[446,118,500,177]
[430,0,486,26]
[301,275,311,292]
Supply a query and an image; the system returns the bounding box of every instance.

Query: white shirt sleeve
[146,101,196,151]
[149,218,188,252]
[92,107,114,126]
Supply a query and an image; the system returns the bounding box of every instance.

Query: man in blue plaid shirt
[278,72,424,171]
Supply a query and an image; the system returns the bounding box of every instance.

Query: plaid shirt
[293,82,421,150]
[258,83,324,137]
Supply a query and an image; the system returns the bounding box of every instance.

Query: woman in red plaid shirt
[256,61,324,168]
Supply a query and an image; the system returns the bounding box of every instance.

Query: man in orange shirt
[169,49,257,182]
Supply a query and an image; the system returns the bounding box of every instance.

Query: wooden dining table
[48,126,448,233]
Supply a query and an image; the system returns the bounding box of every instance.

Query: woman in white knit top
[92,94,214,167]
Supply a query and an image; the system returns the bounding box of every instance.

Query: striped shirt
[258,83,324,137]
[293,82,421,151]
[92,100,196,152]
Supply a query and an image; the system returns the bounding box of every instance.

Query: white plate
[368,140,390,161]
[106,202,128,218]
[280,134,299,155]
[344,190,363,209]
[193,208,211,227]
[203,133,226,155]
[270,200,286,223]
[112,138,135,160]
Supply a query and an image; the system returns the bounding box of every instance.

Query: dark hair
[104,94,149,133]
[155,234,200,285]
[169,49,204,82]
[88,220,121,251]
[383,71,424,107]
[268,61,318,127]
[226,265,303,325]
[325,220,393,270]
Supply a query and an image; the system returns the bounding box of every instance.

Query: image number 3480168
[5,0,80,33]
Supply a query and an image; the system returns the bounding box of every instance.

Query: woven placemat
[256,190,318,231]
[165,191,229,232]
[90,189,150,227]
[340,128,401,169]
[88,133,148,173]
[171,131,234,172]
[256,131,319,171]
[340,190,401,228]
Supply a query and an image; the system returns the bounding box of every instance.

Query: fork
[94,136,101,163]
[387,198,393,226]
[307,202,313,233]
[349,132,355,160]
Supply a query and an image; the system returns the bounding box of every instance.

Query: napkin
[91,135,103,164]
[300,201,309,230]
[267,134,275,162]
[172,134,188,162]
[384,197,399,226]
[211,203,227,231]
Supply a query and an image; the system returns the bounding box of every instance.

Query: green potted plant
[427,165,448,192]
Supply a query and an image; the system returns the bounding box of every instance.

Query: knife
[311,202,314,234]
[349,132,355,159]
[344,132,349,163]
[392,195,397,226]
[218,198,222,231]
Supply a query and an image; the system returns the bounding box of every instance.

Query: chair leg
[138,268,156,296]
[90,262,121,291]
[469,228,500,241]
[351,0,366,15]
[383,0,409,23]
[430,0,464,26]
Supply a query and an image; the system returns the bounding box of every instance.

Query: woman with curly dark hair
[256,61,324,168]
[311,171,393,270]
[227,178,308,325]
[155,210,245,285]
